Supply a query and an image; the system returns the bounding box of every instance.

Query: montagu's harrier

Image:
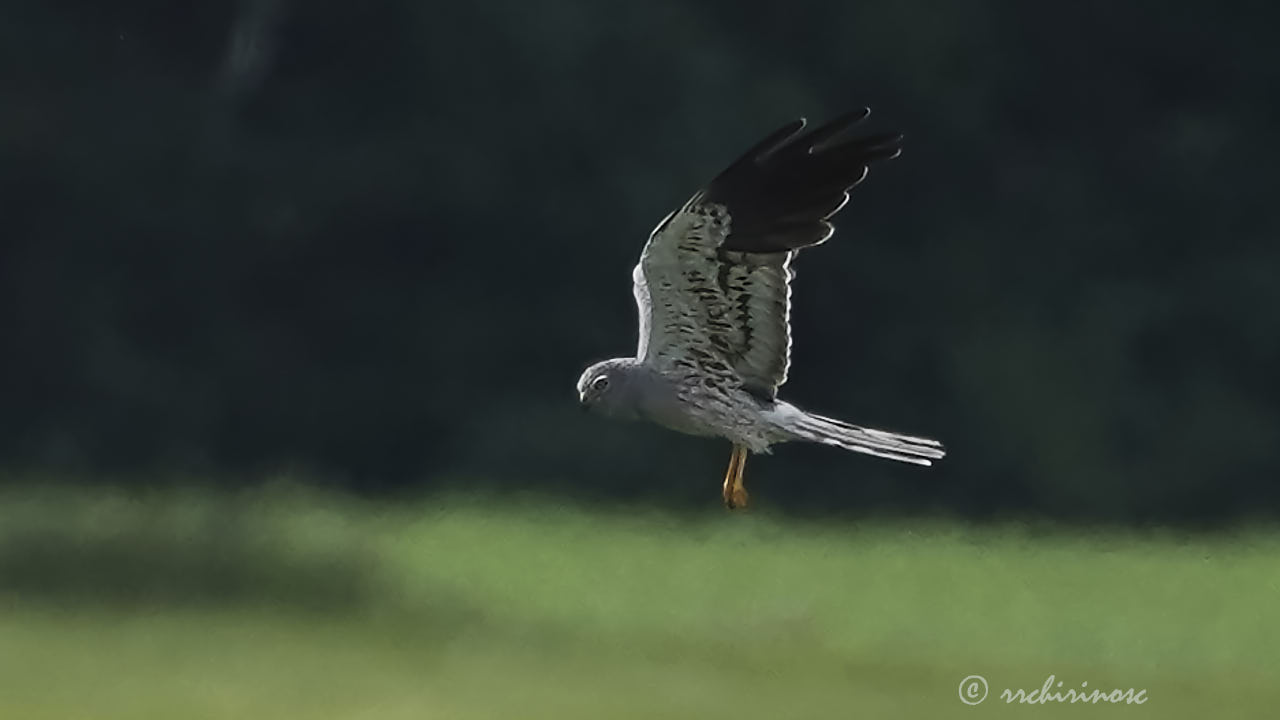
[576,109,944,508]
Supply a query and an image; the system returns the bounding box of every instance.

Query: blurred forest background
[3,0,1278,522]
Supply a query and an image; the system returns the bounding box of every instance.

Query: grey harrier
[577,109,944,508]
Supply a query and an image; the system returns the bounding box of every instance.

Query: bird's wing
[633,109,902,400]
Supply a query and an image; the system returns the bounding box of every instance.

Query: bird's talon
[727,487,749,510]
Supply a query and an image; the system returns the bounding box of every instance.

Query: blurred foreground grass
[0,483,1276,719]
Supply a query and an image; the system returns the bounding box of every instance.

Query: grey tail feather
[791,412,945,466]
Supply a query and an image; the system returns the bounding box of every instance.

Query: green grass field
[0,484,1276,719]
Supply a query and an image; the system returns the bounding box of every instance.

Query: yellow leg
[721,444,750,510]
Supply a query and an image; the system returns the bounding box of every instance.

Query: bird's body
[578,357,788,452]
[577,109,945,508]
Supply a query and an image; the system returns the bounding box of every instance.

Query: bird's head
[576,358,643,419]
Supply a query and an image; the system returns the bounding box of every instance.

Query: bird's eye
[591,375,610,392]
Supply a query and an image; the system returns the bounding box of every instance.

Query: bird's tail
[772,403,945,466]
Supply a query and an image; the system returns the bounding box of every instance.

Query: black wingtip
[743,118,807,164]
[703,109,903,254]
[806,107,872,152]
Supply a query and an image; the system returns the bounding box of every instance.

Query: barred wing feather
[633,109,903,400]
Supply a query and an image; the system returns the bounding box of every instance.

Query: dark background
[3,0,1277,522]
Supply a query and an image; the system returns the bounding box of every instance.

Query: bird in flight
[576,109,944,509]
